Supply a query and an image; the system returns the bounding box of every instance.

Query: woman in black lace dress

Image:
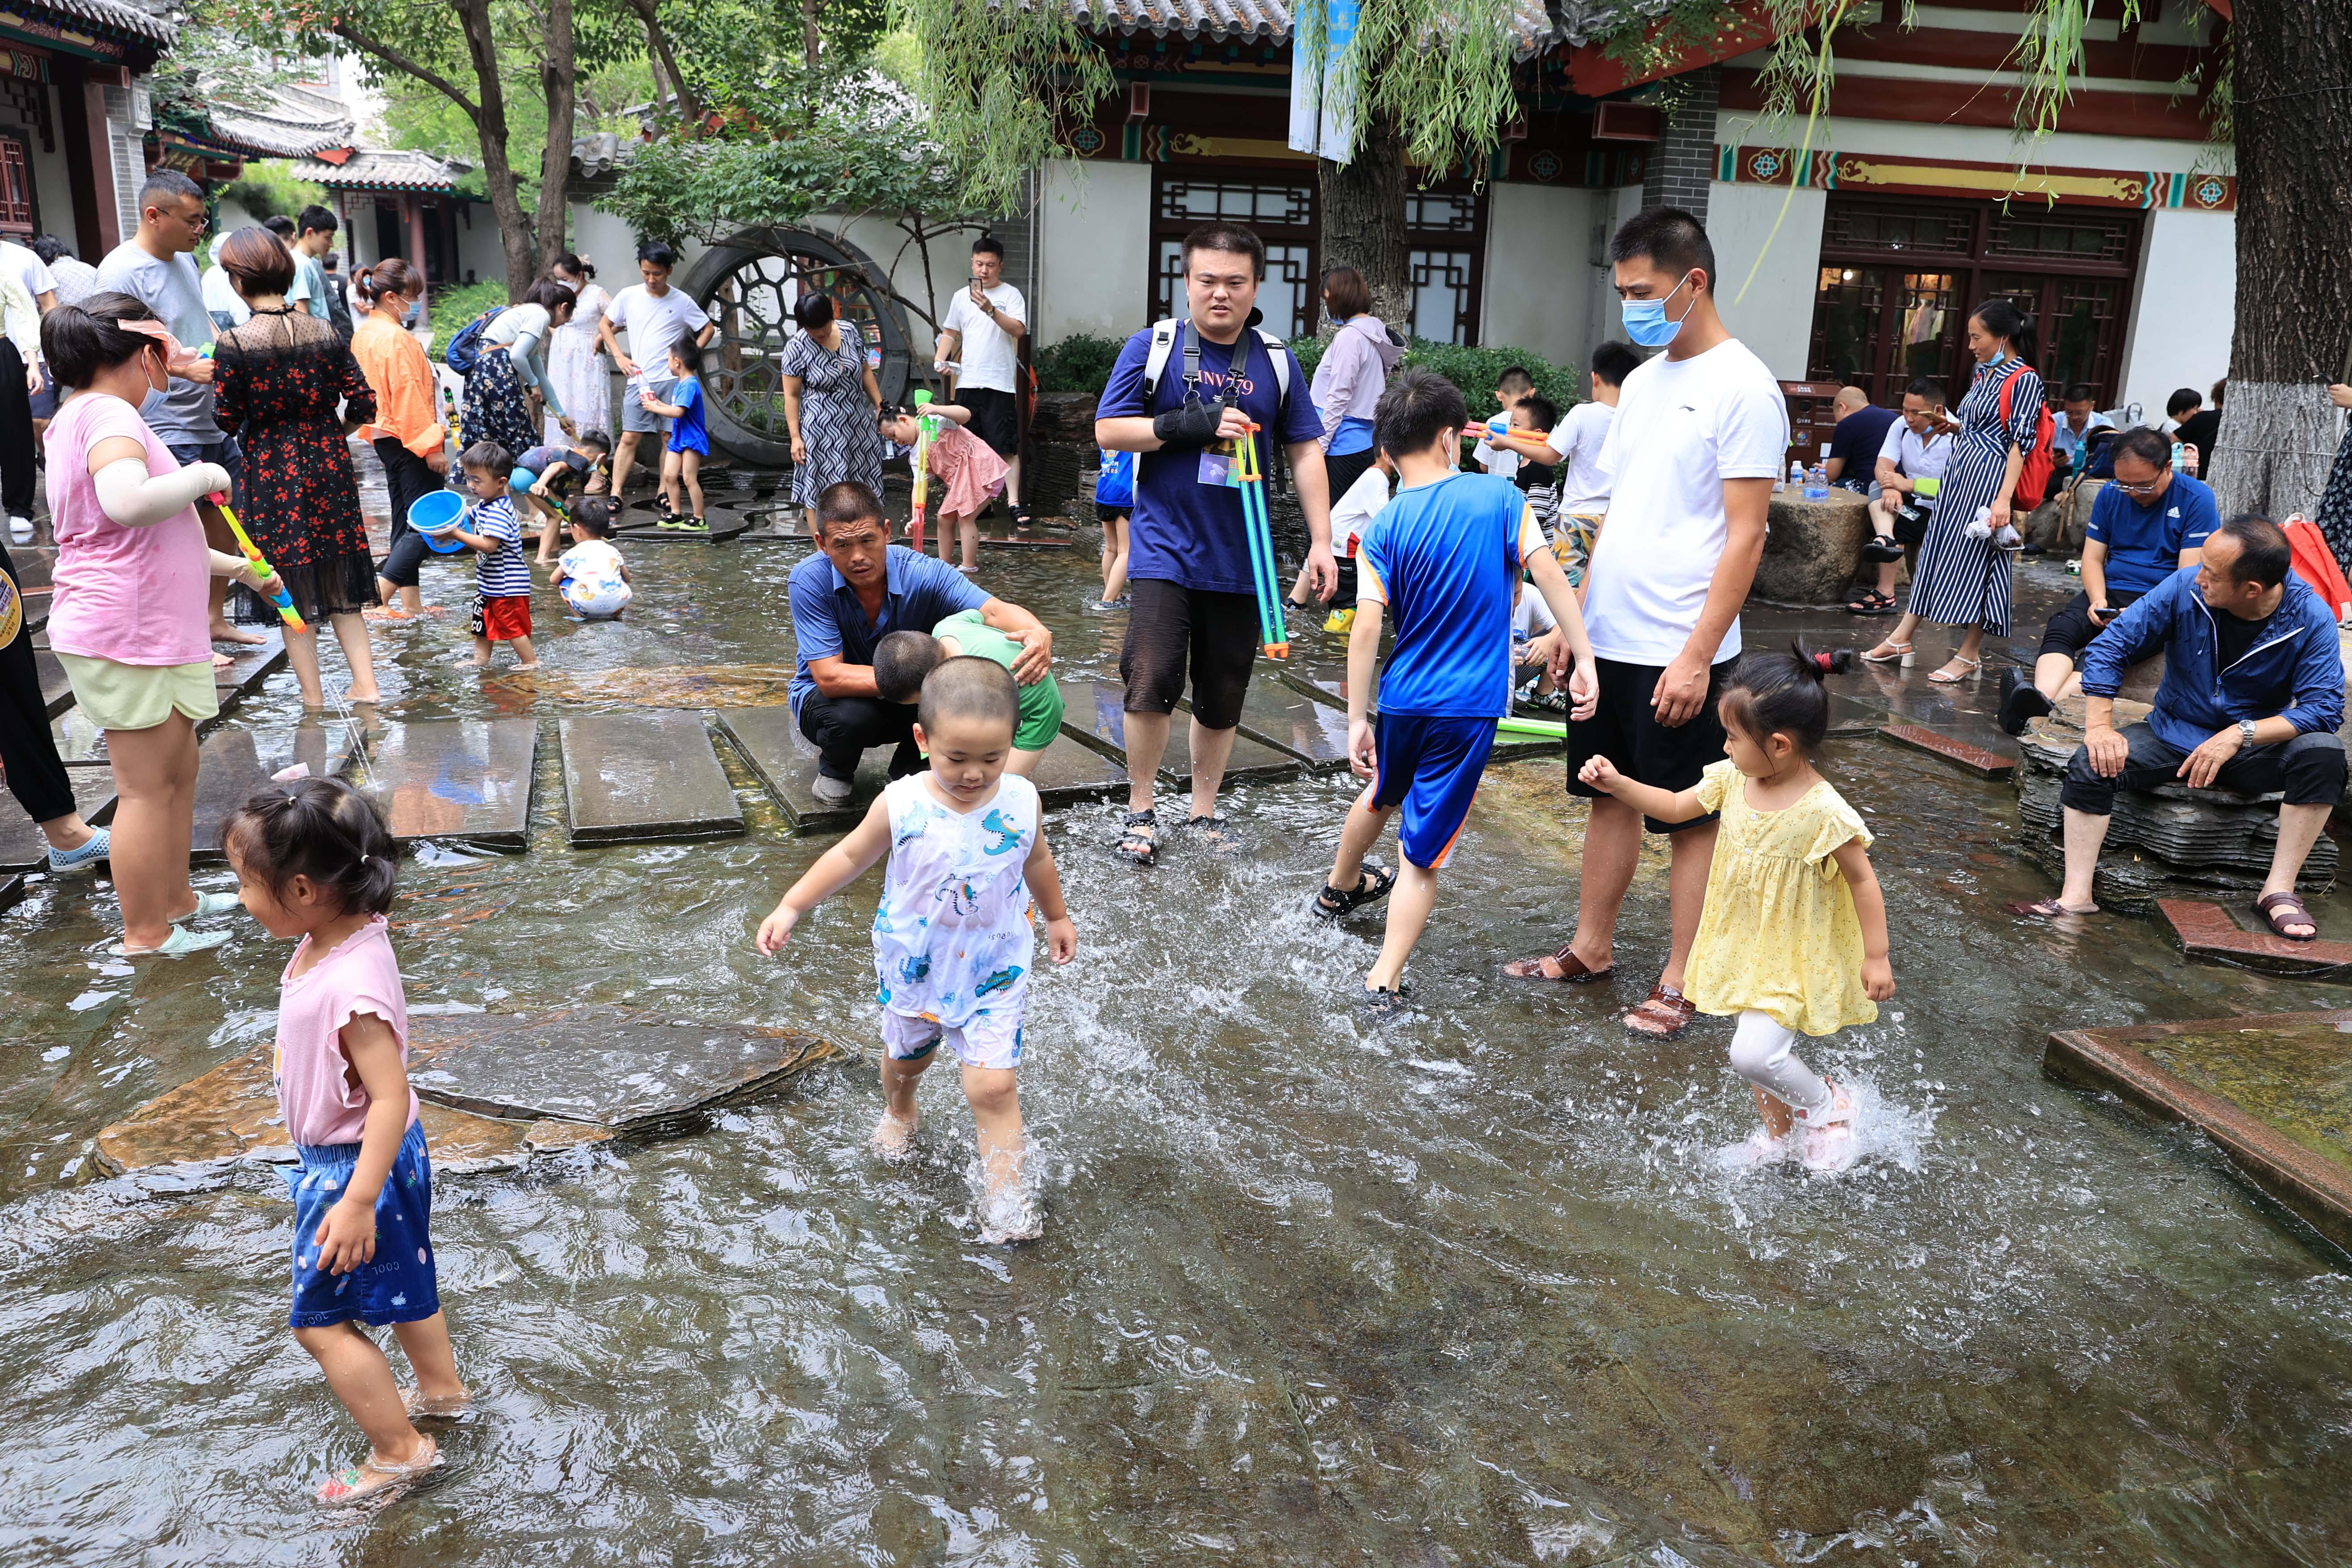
[212,228,382,708]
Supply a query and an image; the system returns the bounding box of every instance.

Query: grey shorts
[621,374,675,437]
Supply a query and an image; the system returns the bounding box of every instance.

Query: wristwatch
[2239,719,2258,749]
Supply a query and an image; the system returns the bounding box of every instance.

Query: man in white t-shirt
[935,234,1030,522]
[1504,207,1789,1040]
[597,240,715,504]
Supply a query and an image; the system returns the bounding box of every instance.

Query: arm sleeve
[2004,370,2044,449]
[2078,583,2171,696]
[1356,530,1389,605]
[335,344,377,428]
[2285,616,2347,733]
[788,566,846,666]
[1876,420,1905,471]
[1692,759,1733,815]
[1096,332,1152,420]
[1279,346,1325,445]
[1803,794,1874,865]
[1516,504,1547,564]
[1314,332,1363,445]
[2174,486,2219,553]
[210,343,244,435]
[93,455,226,527]
[1718,375,1793,478]
[2082,485,2112,545]
[507,333,564,416]
[392,343,444,458]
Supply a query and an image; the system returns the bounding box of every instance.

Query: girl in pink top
[881,402,1007,574]
[224,776,467,1506]
[42,294,283,957]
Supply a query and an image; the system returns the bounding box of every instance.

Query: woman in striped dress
[1863,299,2041,683]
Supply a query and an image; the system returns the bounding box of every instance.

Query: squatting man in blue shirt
[2006,513,2345,940]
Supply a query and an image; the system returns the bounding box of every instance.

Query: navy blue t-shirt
[1827,404,1899,478]
[2085,471,2220,594]
[1097,324,1325,595]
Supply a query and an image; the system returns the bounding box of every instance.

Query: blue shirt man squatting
[785,480,1055,806]
[1094,219,1339,865]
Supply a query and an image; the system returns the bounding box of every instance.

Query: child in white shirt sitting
[551,496,632,620]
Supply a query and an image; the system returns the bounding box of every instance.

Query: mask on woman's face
[137,345,168,419]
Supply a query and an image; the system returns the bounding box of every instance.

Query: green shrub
[217,161,328,222]
[1286,337,1584,421]
[428,280,510,363]
[1033,332,1125,395]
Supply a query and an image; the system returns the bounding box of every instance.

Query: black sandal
[1312,862,1395,921]
[1360,981,1415,1015]
[1114,810,1157,865]
[1185,814,1240,854]
[1845,588,1897,616]
[1010,503,1036,530]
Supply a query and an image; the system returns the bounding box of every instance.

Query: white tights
[1727,1010,1833,1119]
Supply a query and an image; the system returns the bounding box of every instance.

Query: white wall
[1706,179,1827,379]
[1035,159,1150,346]
[1482,182,1602,366]
[2117,206,2233,424]
[452,201,503,285]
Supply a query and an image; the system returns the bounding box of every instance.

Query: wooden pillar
[405,192,426,279]
[58,63,119,255]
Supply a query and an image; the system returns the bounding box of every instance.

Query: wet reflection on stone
[190,723,369,864]
[559,710,745,844]
[0,765,112,873]
[1064,676,1302,786]
[367,718,539,848]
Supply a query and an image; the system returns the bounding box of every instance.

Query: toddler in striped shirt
[453,440,538,670]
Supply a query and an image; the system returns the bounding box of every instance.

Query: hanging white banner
[1286,0,1360,162]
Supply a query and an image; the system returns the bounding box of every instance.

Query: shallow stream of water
[8,530,2352,1564]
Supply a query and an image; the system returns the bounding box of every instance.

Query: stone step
[0,872,22,913]
[1060,677,1302,786]
[2157,898,2352,976]
[1878,723,2017,779]
[1183,676,1351,771]
[190,725,369,865]
[364,718,540,849]
[559,711,745,844]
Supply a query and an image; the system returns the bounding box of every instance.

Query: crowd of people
[12,177,2352,1506]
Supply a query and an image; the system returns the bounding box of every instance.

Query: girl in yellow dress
[1578,645,1894,1172]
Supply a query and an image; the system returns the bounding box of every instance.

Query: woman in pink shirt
[42,293,283,957]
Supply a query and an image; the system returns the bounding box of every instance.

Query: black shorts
[960,386,1021,457]
[2038,589,2141,661]
[1120,578,1259,731]
[1891,495,1934,548]
[1563,656,1735,833]
[1096,502,1130,525]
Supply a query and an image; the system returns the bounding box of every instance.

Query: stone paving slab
[0,872,21,913]
[1186,677,1351,771]
[406,1007,847,1140]
[0,765,115,873]
[717,706,895,834]
[2045,1008,2352,1254]
[560,711,745,844]
[366,718,539,848]
[2157,898,2352,977]
[210,631,287,718]
[1062,678,1301,786]
[91,1043,611,1179]
[1878,722,2017,779]
[191,725,367,865]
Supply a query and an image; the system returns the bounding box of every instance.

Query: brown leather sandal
[1623,982,1698,1038]
[2256,890,2320,942]
[1502,941,1614,982]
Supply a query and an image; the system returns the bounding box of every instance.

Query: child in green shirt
[872,613,1066,774]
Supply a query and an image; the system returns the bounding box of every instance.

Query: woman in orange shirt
[349,259,447,617]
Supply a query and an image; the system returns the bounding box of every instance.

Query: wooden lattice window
[0,133,33,236]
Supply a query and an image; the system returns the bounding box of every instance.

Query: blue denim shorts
[284,1119,442,1329]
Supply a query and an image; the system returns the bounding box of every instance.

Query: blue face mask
[1620,272,1697,349]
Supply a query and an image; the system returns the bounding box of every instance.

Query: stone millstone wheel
[675,228,916,470]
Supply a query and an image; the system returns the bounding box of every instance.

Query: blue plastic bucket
[409,490,470,554]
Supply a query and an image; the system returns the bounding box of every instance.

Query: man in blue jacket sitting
[2008,514,2345,939]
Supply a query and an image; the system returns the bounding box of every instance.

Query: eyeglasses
[2111,478,2164,495]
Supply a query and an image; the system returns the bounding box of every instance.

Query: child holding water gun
[1577,645,1891,1173]
[1093,446,1134,611]
[512,428,611,564]
[879,400,1007,575]
[757,657,1076,1243]
[222,776,467,1503]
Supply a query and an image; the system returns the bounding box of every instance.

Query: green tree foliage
[1288,336,1582,416]
[892,0,1113,214]
[1031,332,1123,395]
[216,162,331,222]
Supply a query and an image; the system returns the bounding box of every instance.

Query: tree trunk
[1317,113,1411,334]
[536,0,578,277]
[2211,0,2352,521]
[455,0,537,299]
[626,0,701,125]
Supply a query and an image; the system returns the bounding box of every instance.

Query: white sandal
[1926,657,1981,684]
[1860,641,1914,666]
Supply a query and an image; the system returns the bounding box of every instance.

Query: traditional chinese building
[0,0,174,261]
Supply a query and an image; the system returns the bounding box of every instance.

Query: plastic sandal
[2256,890,2320,942]
[1312,862,1395,921]
[317,1437,440,1506]
[1114,809,1157,866]
[110,925,232,959]
[46,827,109,873]
[1185,814,1241,854]
[189,890,243,919]
[1359,981,1414,1015]
[2003,897,2098,919]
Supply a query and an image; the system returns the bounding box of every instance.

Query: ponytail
[356,257,421,305]
[220,777,399,917]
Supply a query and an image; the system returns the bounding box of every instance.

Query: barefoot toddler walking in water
[224,777,467,1503]
[1579,646,1893,1171]
[757,656,1077,1240]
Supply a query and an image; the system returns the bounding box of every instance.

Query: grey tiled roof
[42,0,175,45]
[1064,0,1671,54]
[205,85,357,159]
[294,148,471,193]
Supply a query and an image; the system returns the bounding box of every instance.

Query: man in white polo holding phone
[935,234,1030,526]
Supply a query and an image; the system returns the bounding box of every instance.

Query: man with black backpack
[1094,221,1336,865]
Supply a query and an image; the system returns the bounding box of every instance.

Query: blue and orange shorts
[1368,712,1496,869]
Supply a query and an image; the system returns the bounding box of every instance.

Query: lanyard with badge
[0,557,18,651]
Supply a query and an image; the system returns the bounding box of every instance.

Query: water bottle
[1804,462,1829,502]
[2171,439,2185,471]
[1786,460,1803,493]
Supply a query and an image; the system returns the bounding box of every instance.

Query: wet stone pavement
[7,511,2352,1564]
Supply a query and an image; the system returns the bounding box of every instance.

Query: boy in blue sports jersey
[1092,447,1133,611]
[1309,370,1598,1009]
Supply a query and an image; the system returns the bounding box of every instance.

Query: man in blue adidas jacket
[2011,514,2344,938]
